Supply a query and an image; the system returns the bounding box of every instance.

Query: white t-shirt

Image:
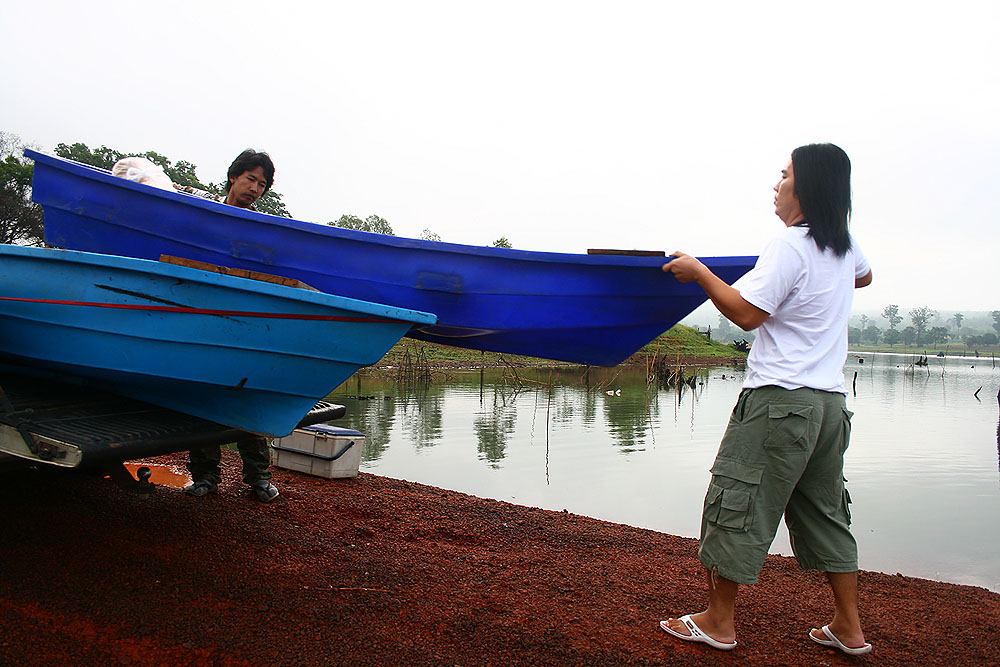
[738,225,870,394]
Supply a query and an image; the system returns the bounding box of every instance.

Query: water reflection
[340,367,735,464]
[474,391,517,467]
[345,377,397,463]
[398,383,445,451]
[361,399,396,461]
[602,386,659,451]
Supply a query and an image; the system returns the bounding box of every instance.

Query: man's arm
[856,270,872,288]
[663,252,769,331]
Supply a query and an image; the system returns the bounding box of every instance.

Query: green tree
[882,304,902,330]
[715,313,735,343]
[859,314,870,331]
[419,228,441,242]
[862,325,882,344]
[983,332,999,346]
[492,237,512,248]
[56,142,211,190]
[141,149,211,189]
[991,310,1000,335]
[951,312,964,332]
[901,326,916,345]
[329,214,394,235]
[53,142,122,170]
[908,306,936,344]
[254,191,290,217]
[0,132,44,246]
[848,326,862,345]
[927,326,949,345]
[883,328,901,348]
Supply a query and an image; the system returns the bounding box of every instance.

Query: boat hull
[0,245,434,436]
[29,150,756,366]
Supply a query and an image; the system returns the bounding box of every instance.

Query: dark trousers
[187,436,272,485]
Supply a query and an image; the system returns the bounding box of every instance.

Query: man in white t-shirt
[658,144,874,656]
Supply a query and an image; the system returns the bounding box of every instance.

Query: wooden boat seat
[158,255,320,291]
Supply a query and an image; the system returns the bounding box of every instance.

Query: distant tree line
[847,304,1000,349]
[705,301,999,351]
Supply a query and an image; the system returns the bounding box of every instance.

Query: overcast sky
[3,1,997,321]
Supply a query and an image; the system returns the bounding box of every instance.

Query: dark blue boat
[29,150,756,366]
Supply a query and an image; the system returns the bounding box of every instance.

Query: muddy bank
[1,451,996,666]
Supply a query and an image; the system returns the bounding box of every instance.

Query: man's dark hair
[225,149,275,193]
[791,143,852,257]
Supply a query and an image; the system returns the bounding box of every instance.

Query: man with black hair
[184,149,280,503]
[658,144,873,656]
[222,149,274,209]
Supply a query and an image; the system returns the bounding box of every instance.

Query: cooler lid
[301,424,364,438]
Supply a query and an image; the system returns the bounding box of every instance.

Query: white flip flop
[659,615,737,651]
[809,624,873,656]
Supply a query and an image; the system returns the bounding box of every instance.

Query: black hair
[225,149,275,193]
[790,143,852,257]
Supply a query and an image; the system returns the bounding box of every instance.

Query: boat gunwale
[0,244,436,326]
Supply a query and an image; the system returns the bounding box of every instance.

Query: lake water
[326,353,1000,593]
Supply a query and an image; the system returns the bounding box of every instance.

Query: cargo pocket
[704,457,764,532]
[840,407,854,454]
[763,403,814,450]
[842,483,853,525]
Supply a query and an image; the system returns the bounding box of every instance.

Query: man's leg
[809,571,868,648]
[236,437,272,484]
[664,387,808,647]
[187,445,222,483]
[663,568,739,644]
[237,437,279,502]
[783,393,867,649]
[185,445,222,495]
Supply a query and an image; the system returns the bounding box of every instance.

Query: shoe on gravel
[183,479,218,497]
[251,479,280,503]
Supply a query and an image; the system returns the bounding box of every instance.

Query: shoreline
[367,326,749,372]
[1,451,997,666]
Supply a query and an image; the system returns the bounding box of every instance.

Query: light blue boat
[0,245,435,436]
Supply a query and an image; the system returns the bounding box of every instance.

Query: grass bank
[371,324,746,369]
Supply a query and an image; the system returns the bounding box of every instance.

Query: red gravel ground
[1,450,997,667]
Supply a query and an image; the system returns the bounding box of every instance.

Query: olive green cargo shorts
[697,385,858,585]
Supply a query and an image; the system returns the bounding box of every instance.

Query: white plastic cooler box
[270,424,365,479]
